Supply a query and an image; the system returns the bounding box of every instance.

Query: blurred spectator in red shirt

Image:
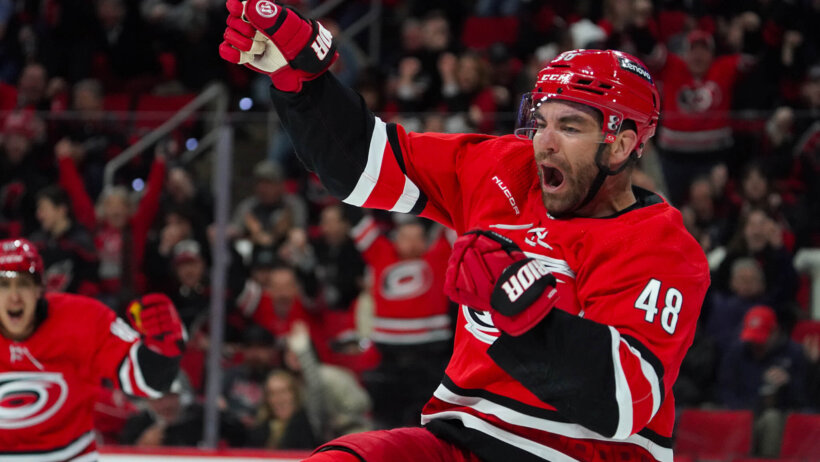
[352,216,454,428]
[57,142,165,306]
[654,28,756,205]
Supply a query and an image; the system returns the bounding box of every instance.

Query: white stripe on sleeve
[344,117,388,206]
[609,326,634,440]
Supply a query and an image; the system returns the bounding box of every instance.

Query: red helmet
[0,238,43,282]
[517,49,660,156]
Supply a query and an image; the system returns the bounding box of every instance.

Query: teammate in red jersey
[219,2,710,461]
[0,238,185,461]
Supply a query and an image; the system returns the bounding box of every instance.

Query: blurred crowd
[1,0,819,457]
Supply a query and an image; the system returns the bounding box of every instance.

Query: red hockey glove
[126,293,186,357]
[445,230,560,336]
[219,0,338,92]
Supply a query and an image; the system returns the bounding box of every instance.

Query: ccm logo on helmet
[255,0,278,18]
[618,57,653,83]
[500,260,551,302]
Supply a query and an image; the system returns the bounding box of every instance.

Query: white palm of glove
[236,1,287,73]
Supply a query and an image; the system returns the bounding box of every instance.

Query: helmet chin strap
[554,144,638,218]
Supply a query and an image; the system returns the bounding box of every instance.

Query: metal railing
[101,82,229,189]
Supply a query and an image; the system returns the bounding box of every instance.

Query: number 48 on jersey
[634,278,682,335]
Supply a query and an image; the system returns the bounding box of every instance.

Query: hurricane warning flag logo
[0,372,68,429]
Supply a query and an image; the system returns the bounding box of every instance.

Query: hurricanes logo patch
[380,260,432,300]
[0,372,68,429]
[255,0,278,18]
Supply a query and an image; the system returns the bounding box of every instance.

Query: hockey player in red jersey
[219,2,710,461]
[0,238,185,461]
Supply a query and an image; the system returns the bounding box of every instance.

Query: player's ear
[608,129,638,168]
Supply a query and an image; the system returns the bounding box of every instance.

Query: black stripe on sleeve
[487,309,620,438]
[386,122,429,215]
[621,333,666,405]
[386,123,405,173]
[637,427,673,448]
[409,193,428,216]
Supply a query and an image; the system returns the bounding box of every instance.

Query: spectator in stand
[168,239,210,331]
[231,160,307,247]
[91,0,161,91]
[140,0,226,90]
[311,204,366,313]
[56,141,165,307]
[440,51,498,134]
[392,10,454,115]
[14,62,54,111]
[351,216,453,428]
[163,165,214,224]
[0,110,48,237]
[679,175,731,252]
[246,368,319,449]
[653,27,758,205]
[120,371,243,447]
[143,204,209,294]
[53,79,127,198]
[29,185,99,296]
[282,321,373,443]
[713,207,799,319]
[717,305,809,457]
[222,325,280,433]
[706,257,768,355]
[731,162,788,221]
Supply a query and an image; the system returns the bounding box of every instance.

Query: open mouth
[541,165,565,190]
[8,309,23,320]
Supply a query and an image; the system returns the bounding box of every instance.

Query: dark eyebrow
[557,114,595,126]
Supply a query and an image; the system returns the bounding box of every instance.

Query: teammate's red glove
[445,230,560,336]
[126,293,186,357]
[219,0,338,92]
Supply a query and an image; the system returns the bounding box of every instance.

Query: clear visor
[514,93,624,143]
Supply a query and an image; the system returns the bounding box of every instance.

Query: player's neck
[577,180,636,218]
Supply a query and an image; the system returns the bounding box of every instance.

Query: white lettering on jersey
[110,317,140,343]
[500,260,551,302]
[0,372,68,429]
[9,345,44,371]
[311,24,333,60]
[492,176,520,215]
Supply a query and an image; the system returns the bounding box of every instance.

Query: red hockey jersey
[0,293,166,461]
[655,53,743,152]
[272,73,710,462]
[351,217,453,345]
